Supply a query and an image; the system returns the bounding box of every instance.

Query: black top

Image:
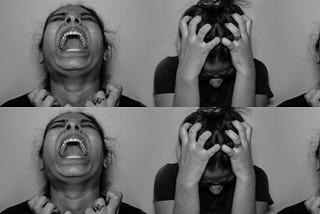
[277,201,309,214]
[153,56,273,107]
[1,200,146,214]
[154,163,273,214]
[1,93,145,107]
[278,94,309,107]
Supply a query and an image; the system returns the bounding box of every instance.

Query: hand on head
[177,120,254,186]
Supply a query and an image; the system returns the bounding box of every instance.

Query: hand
[222,121,255,183]
[85,84,123,107]
[177,15,220,80]
[28,195,66,214]
[177,123,221,187]
[222,14,255,76]
[28,88,60,107]
[305,87,320,107]
[85,191,122,214]
[305,195,320,214]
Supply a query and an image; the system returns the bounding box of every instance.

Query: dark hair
[315,31,320,64]
[39,111,113,197]
[182,107,244,171]
[39,4,114,90]
[181,0,247,75]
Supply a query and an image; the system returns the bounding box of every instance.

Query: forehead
[52,5,91,15]
[52,112,91,122]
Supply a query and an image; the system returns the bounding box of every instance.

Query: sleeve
[254,59,274,98]
[153,57,179,95]
[153,163,178,202]
[254,166,273,205]
[277,94,310,107]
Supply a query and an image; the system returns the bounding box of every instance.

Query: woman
[153,108,273,214]
[278,32,320,107]
[1,4,144,107]
[1,111,145,214]
[278,143,320,213]
[153,0,273,107]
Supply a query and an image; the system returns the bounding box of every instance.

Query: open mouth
[59,135,88,159]
[59,29,88,52]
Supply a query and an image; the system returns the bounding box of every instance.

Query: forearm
[173,66,200,107]
[231,65,256,107]
[231,174,256,214]
[173,175,200,214]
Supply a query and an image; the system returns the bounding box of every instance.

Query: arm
[173,16,220,106]
[222,14,256,107]
[223,121,256,214]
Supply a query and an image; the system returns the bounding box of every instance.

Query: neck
[50,183,100,214]
[50,78,101,106]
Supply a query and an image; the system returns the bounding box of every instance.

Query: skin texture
[28,112,122,214]
[304,87,320,107]
[155,121,268,214]
[154,13,265,107]
[29,5,122,107]
[304,195,320,214]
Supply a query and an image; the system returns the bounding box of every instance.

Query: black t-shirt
[154,163,273,214]
[1,93,145,107]
[277,201,309,214]
[1,200,146,214]
[153,56,273,106]
[278,94,309,107]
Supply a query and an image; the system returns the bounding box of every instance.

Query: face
[200,167,235,195]
[41,6,105,78]
[41,112,105,183]
[200,60,235,88]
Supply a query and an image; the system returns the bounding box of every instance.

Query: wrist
[176,173,199,189]
[236,170,255,184]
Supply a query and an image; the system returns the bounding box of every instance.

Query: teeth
[60,137,87,157]
[66,48,82,52]
[65,155,82,159]
[59,30,87,50]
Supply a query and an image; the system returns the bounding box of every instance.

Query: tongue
[64,145,84,157]
[64,38,83,50]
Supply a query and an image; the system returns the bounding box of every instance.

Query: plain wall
[1,108,320,213]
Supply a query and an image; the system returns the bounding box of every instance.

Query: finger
[221,144,235,157]
[311,90,320,104]
[206,37,221,50]
[28,195,40,209]
[93,91,106,104]
[231,13,247,38]
[241,122,252,143]
[197,130,212,147]
[28,87,41,101]
[175,37,181,54]
[34,196,49,210]
[179,16,192,39]
[85,208,95,214]
[305,196,317,210]
[221,37,235,50]
[33,89,50,105]
[231,120,248,147]
[106,191,122,211]
[188,16,202,37]
[93,197,106,211]
[225,22,241,40]
[106,84,123,107]
[241,14,253,35]
[206,144,221,156]
[310,197,320,212]
[225,129,241,146]
[43,202,55,214]
[197,23,212,41]
[42,95,55,107]
[179,123,192,145]
[85,100,95,107]
[188,123,202,143]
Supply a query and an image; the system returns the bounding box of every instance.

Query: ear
[103,156,110,168]
[39,158,44,171]
[103,49,109,62]
[39,51,44,64]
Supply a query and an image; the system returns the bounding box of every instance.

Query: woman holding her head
[1,111,145,214]
[153,0,273,107]
[154,108,273,214]
[1,4,144,107]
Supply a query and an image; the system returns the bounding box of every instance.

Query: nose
[64,120,82,132]
[64,14,82,25]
